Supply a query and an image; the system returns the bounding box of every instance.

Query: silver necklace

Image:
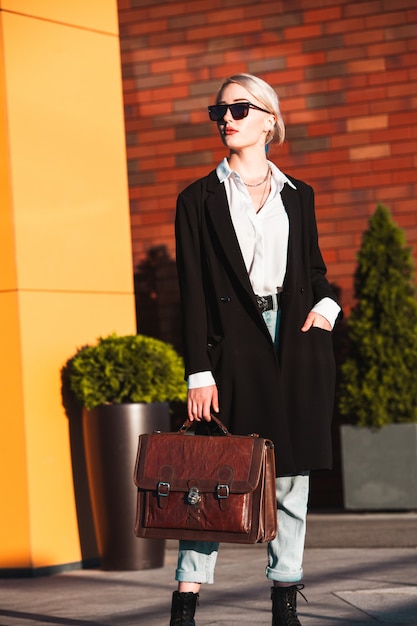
[256,177,270,213]
[243,168,270,187]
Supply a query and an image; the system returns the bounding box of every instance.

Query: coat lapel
[205,171,255,299]
[280,181,301,292]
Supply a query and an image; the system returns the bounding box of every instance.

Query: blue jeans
[175,473,309,584]
[262,308,281,349]
[266,472,309,582]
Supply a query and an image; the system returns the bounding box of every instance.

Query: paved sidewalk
[0,513,416,626]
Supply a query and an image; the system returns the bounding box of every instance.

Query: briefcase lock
[187,486,201,505]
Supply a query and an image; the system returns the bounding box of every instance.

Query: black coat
[175,169,340,475]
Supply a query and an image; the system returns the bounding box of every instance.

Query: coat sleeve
[175,184,213,379]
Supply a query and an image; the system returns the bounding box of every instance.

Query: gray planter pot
[83,402,170,570]
[340,423,417,510]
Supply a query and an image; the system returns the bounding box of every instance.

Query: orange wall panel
[0,291,30,567]
[3,12,133,293]
[0,1,136,572]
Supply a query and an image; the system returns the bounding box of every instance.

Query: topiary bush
[67,333,187,410]
[339,204,417,428]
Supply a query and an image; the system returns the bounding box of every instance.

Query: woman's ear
[266,113,276,130]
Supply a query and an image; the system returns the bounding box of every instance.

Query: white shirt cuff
[188,371,216,389]
[311,297,341,329]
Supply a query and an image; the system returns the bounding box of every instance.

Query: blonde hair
[216,73,285,146]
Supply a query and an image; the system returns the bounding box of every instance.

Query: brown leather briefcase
[133,416,277,544]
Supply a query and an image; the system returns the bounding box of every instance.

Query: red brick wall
[118,0,417,318]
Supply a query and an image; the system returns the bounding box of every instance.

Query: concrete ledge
[306,511,417,548]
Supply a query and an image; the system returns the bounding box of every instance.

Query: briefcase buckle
[157,481,170,497]
[216,484,230,499]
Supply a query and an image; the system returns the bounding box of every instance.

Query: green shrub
[67,333,187,410]
[339,204,417,427]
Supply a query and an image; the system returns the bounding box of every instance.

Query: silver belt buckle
[256,295,269,313]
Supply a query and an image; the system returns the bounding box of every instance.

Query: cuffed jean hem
[265,567,304,584]
[175,571,215,584]
[175,540,219,585]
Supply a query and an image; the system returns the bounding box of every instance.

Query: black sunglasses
[208,101,271,122]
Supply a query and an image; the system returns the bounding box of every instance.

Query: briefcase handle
[179,414,260,438]
[179,413,229,436]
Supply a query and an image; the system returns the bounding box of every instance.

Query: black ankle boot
[271,585,307,626]
[170,591,199,626]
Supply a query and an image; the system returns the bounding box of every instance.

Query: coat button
[300,288,304,294]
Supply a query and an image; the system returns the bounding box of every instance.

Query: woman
[171,74,341,626]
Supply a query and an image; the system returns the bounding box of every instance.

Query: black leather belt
[256,292,281,313]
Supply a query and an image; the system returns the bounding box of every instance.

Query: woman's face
[216,82,275,151]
